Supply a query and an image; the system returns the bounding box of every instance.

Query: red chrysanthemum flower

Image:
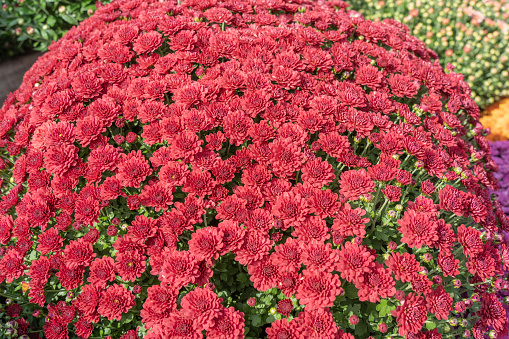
[188,226,224,261]
[295,269,343,310]
[44,317,69,339]
[271,237,302,273]
[426,285,452,320]
[37,227,63,255]
[97,284,135,321]
[87,256,116,289]
[206,306,245,339]
[73,284,99,322]
[0,249,27,283]
[116,150,153,188]
[385,252,422,283]
[128,215,158,242]
[248,256,280,291]
[397,209,438,249]
[159,250,200,288]
[272,191,309,229]
[296,309,338,339]
[457,224,483,258]
[477,293,508,334]
[181,287,223,331]
[337,241,376,283]
[339,169,376,201]
[116,251,146,282]
[333,203,370,239]
[355,262,396,302]
[301,158,335,188]
[392,293,428,336]
[437,252,460,277]
[56,262,84,290]
[301,242,339,273]
[234,230,273,266]
[266,319,299,339]
[63,239,96,269]
[44,144,79,177]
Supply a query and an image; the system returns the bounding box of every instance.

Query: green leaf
[47,16,56,27]
[60,13,78,25]
[251,314,261,327]
[426,321,436,330]
[344,283,358,299]
[237,274,248,282]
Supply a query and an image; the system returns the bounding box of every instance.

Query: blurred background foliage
[348,0,509,110]
[0,0,106,61]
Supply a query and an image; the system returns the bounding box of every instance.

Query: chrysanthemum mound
[0,0,508,338]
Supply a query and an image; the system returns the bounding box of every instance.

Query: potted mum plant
[0,0,507,338]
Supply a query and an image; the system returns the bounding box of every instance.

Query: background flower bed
[0,0,110,61]
[345,0,509,110]
[0,0,508,338]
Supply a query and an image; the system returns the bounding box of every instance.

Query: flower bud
[463,330,471,337]
[388,241,397,250]
[58,5,66,13]
[489,330,498,338]
[349,315,359,325]
[269,307,277,315]
[395,204,403,211]
[387,210,396,218]
[247,297,256,307]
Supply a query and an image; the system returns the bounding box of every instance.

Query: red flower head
[116,250,146,282]
[438,185,466,217]
[73,284,99,322]
[437,252,460,277]
[337,241,376,283]
[296,308,338,339]
[392,293,428,336]
[128,215,158,242]
[207,307,245,339]
[0,249,27,283]
[397,209,438,249]
[159,250,200,288]
[266,319,299,339]
[457,224,483,258]
[44,144,79,177]
[301,158,335,188]
[272,191,308,229]
[247,256,280,291]
[426,285,452,320]
[385,252,422,283]
[296,270,343,310]
[301,242,339,273]
[355,262,396,302]
[63,239,96,269]
[188,226,224,261]
[37,227,63,255]
[181,287,223,331]
[333,203,370,239]
[97,284,135,321]
[477,293,508,334]
[271,237,302,273]
[87,256,116,289]
[116,150,153,188]
[339,169,376,201]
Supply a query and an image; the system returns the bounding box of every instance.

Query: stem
[369,199,389,237]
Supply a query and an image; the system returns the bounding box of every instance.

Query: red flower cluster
[0,0,507,337]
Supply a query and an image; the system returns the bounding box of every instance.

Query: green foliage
[0,0,110,61]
